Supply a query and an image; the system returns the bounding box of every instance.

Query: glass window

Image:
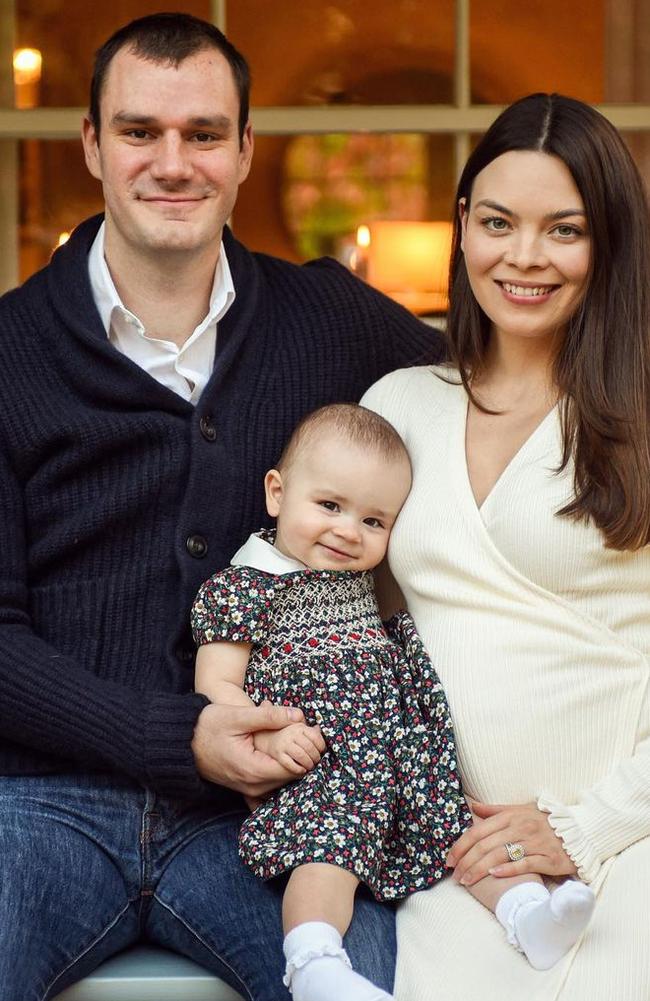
[13,0,212,108]
[623,132,650,188]
[226,0,454,106]
[233,133,455,262]
[19,139,100,281]
[6,0,650,294]
[470,0,605,104]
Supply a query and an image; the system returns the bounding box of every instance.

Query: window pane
[226,0,454,106]
[13,1,211,109]
[19,138,100,281]
[470,0,605,104]
[623,132,650,191]
[232,133,455,263]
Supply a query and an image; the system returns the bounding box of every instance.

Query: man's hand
[255,721,325,776]
[192,700,309,796]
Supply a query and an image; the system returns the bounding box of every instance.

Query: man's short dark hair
[89,12,250,143]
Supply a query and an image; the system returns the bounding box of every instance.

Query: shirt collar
[87,220,235,336]
[231,531,307,575]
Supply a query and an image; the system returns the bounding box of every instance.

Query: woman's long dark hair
[447,93,650,551]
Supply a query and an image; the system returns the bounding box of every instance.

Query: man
[0,13,443,1000]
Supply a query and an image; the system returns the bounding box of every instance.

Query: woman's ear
[264,469,284,518]
[458,197,468,252]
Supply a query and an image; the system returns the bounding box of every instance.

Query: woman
[362,93,650,1001]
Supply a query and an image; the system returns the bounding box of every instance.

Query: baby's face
[265,434,412,572]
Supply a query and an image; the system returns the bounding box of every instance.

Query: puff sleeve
[191,566,276,647]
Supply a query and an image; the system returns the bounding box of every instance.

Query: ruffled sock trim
[495,882,549,951]
[283,944,352,988]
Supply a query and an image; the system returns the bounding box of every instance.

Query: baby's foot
[284,921,393,1001]
[289,955,393,1001]
[513,880,595,970]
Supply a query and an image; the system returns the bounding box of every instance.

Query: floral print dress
[191,531,471,902]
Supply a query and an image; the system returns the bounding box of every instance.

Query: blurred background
[2,0,649,308]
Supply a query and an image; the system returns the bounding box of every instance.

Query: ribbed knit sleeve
[0,442,209,798]
[308,256,446,373]
[538,679,650,883]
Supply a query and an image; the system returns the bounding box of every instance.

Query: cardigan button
[186,534,208,558]
[199,416,217,442]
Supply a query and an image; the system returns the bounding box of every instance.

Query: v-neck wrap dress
[362,365,650,1001]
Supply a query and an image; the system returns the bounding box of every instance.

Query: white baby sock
[283,921,394,1001]
[496,879,595,970]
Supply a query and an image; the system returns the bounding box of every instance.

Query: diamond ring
[505,841,526,863]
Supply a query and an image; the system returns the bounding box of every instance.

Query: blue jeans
[0,773,396,1001]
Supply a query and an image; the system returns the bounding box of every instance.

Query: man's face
[82,46,253,262]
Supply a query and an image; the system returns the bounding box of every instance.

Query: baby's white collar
[231,531,306,575]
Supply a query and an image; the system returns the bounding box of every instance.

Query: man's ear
[458,197,468,253]
[264,468,284,518]
[237,121,254,184]
[81,116,103,181]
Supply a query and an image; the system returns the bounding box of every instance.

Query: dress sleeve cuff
[537,794,602,884]
[144,691,211,799]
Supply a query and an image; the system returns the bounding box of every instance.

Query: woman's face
[459,150,591,349]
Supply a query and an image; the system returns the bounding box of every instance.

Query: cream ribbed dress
[362,366,650,1001]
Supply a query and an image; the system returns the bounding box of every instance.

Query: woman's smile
[495,280,560,303]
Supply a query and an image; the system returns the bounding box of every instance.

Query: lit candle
[13,48,42,109]
[353,224,371,279]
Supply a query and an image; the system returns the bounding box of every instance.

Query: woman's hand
[446,801,577,886]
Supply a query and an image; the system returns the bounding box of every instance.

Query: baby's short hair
[277,403,410,472]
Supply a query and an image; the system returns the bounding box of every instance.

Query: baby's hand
[254,722,325,776]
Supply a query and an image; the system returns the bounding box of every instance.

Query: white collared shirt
[87,222,235,403]
[231,532,307,575]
